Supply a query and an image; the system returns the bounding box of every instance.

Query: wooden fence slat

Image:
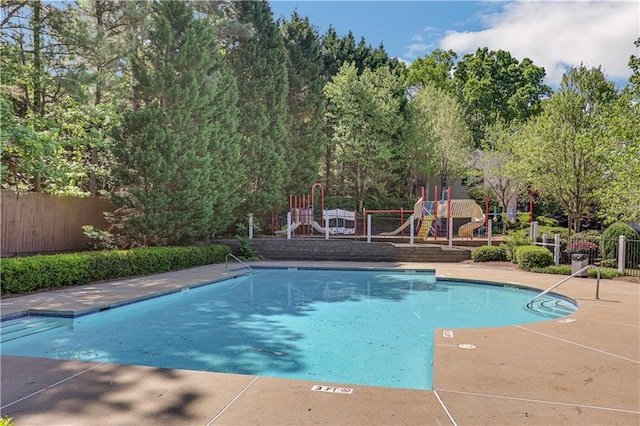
[1,191,114,257]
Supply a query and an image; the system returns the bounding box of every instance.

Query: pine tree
[227,0,289,217]
[280,11,325,195]
[112,0,241,245]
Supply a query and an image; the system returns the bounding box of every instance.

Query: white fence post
[448,217,453,249]
[618,235,626,274]
[367,214,372,243]
[410,218,414,245]
[286,212,292,240]
[530,221,538,242]
[487,219,492,246]
[554,234,560,266]
[248,214,253,240]
[324,215,329,240]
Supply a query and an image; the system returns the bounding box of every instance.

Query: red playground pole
[433,185,438,240]
[529,195,534,223]
[485,194,489,228]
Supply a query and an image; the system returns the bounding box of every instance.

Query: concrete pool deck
[1,261,638,425]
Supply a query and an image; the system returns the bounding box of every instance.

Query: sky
[269,0,640,88]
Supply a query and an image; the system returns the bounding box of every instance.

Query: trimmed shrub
[531,265,622,279]
[515,245,553,271]
[600,222,640,266]
[471,245,507,262]
[0,244,231,296]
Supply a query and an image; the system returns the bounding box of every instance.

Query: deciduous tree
[325,63,406,211]
[453,48,550,146]
[513,65,617,232]
[408,83,473,191]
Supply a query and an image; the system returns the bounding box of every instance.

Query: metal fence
[363,212,510,242]
[562,236,640,277]
[533,232,640,278]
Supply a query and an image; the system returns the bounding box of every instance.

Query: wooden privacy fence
[1,191,114,257]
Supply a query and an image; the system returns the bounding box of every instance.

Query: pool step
[526,298,576,318]
[0,318,67,343]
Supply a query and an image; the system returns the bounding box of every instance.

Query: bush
[236,236,261,260]
[537,226,570,239]
[538,265,571,275]
[516,245,553,271]
[589,267,623,279]
[502,230,531,262]
[531,265,622,279]
[471,245,507,262]
[600,222,640,266]
[573,229,602,243]
[0,416,15,426]
[566,240,599,264]
[0,244,231,296]
[536,216,559,227]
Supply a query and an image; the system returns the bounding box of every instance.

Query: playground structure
[274,183,530,241]
[275,183,357,236]
[372,186,486,239]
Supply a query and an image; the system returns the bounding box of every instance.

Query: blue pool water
[0,268,576,390]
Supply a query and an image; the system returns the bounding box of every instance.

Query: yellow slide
[417,200,485,238]
[379,198,423,236]
[417,216,433,239]
[457,202,485,237]
[274,221,301,236]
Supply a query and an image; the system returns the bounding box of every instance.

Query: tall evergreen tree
[227,0,289,218]
[112,0,241,245]
[280,11,325,195]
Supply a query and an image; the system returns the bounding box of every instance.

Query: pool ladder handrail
[528,264,601,306]
[225,253,254,272]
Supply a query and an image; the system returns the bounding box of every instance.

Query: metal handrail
[225,253,254,272]
[529,264,601,304]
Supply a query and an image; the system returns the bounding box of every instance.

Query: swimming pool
[0,268,576,390]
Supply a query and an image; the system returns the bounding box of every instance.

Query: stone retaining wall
[222,238,471,263]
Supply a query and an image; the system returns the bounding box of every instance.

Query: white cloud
[423,25,439,35]
[406,26,441,58]
[405,43,432,58]
[396,56,411,67]
[440,1,639,86]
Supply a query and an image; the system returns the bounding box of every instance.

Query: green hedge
[515,245,553,271]
[0,245,231,296]
[532,265,623,279]
[471,245,507,262]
